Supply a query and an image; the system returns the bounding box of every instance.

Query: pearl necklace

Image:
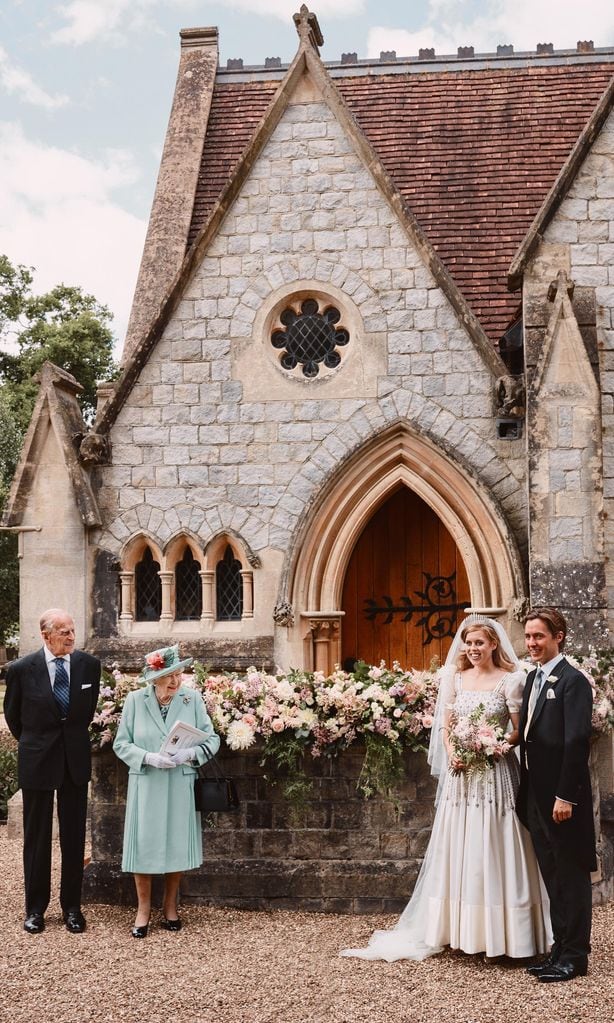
[155,689,173,706]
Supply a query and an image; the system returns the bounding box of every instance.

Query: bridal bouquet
[447,703,512,776]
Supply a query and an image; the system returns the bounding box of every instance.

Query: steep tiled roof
[187,60,614,346]
[189,81,278,248]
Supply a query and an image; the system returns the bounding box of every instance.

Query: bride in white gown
[341,615,551,962]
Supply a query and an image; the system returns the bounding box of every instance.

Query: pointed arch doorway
[341,486,471,670]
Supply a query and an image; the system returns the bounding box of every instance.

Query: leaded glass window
[216,545,243,621]
[175,548,202,621]
[135,547,162,621]
[271,298,349,378]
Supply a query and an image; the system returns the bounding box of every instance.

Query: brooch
[182,695,191,705]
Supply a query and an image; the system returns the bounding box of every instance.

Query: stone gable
[98,89,527,580]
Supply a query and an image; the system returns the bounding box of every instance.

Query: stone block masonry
[84,746,436,914]
[99,97,527,570]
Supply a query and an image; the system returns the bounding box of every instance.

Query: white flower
[297,708,317,729]
[273,678,295,701]
[226,720,257,750]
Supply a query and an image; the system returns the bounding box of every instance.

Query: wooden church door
[341,487,471,670]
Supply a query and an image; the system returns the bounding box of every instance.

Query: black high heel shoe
[131,919,150,938]
[161,916,182,932]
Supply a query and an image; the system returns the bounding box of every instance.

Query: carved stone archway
[286,424,526,671]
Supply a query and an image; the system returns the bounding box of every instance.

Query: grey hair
[39,608,71,635]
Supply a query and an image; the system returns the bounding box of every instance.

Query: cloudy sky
[2,0,614,351]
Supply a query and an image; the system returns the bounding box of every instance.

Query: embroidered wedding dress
[341,671,551,962]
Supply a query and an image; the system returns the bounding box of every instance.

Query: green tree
[0,254,118,645]
[0,387,22,645]
[0,254,117,430]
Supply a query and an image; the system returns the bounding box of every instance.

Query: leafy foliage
[0,731,18,820]
[357,732,405,799]
[260,732,313,820]
[0,255,117,430]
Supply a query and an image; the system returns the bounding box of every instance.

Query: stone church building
[5,6,614,679]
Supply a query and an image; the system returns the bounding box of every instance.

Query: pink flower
[146,651,165,670]
[478,725,496,742]
[271,718,285,732]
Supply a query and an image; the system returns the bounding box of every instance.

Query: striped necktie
[54,658,70,718]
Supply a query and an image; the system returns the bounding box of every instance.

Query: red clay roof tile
[188,62,614,346]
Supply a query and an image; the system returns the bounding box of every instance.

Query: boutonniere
[182,695,191,705]
[546,688,556,700]
[546,675,558,684]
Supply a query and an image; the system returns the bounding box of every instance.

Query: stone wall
[538,105,614,637]
[83,741,613,911]
[91,86,528,667]
[83,745,436,914]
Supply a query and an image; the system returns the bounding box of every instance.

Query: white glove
[144,751,176,769]
[168,747,197,766]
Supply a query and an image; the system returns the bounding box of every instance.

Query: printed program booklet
[160,719,210,753]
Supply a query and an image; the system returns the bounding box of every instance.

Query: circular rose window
[271,298,349,378]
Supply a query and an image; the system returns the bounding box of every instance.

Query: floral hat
[142,644,193,683]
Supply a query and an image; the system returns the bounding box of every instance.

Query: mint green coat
[113,684,220,873]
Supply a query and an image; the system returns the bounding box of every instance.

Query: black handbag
[194,753,239,812]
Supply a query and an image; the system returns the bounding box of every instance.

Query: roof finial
[293,6,324,53]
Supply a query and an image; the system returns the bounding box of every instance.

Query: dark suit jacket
[516,656,596,872]
[4,648,101,790]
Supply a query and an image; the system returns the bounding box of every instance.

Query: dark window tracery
[271,298,349,377]
[216,545,243,620]
[175,547,202,621]
[135,547,162,621]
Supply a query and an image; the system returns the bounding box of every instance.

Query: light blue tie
[528,667,545,721]
[54,658,70,718]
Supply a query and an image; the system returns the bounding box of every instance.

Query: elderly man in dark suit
[4,608,101,934]
[516,607,596,982]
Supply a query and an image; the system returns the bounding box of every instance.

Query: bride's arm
[504,671,525,747]
[507,711,520,747]
[443,702,465,772]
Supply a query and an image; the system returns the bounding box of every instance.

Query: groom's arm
[553,669,593,820]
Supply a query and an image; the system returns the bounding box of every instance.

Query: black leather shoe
[161,916,182,932]
[538,960,588,983]
[64,910,86,933]
[131,923,149,938]
[526,953,559,976]
[24,913,45,934]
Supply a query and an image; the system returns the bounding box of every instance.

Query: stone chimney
[121,27,219,364]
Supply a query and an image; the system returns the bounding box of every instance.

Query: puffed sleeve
[504,670,526,713]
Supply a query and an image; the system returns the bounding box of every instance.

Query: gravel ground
[0,827,611,1023]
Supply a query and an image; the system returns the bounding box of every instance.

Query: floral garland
[569,651,614,734]
[90,653,614,800]
[90,668,142,750]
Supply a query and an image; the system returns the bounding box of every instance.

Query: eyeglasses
[54,629,75,637]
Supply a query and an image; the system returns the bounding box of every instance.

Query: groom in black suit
[516,607,596,982]
[4,608,100,934]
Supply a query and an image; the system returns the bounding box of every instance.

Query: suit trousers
[22,767,88,915]
[526,785,592,966]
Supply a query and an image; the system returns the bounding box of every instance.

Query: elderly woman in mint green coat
[113,645,219,937]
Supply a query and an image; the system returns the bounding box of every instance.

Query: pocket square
[81,683,92,690]
[546,687,556,699]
